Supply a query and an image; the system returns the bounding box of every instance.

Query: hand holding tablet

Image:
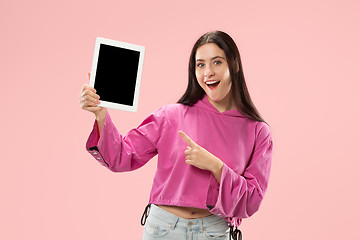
[79,73,107,119]
[89,37,145,112]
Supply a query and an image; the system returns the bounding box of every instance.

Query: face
[195,43,233,109]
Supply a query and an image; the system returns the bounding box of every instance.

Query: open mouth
[205,80,220,89]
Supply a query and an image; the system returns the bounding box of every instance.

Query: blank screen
[94,44,140,106]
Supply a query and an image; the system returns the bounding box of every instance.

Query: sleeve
[85,107,165,172]
[205,122,273,224]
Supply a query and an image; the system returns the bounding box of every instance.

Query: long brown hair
[177,31,265,123]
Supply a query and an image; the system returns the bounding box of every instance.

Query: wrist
[210,158,223,184]
[95,109,107,122]
[211,158,223,175]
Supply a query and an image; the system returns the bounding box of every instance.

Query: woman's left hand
[178,130,223,175]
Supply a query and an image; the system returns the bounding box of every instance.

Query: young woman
[80,31,273,240]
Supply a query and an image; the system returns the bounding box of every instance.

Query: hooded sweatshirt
[86,95,273,227]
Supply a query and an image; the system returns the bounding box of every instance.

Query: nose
[204,65,214,79]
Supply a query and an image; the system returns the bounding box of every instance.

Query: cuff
[85,111,111,167]
[205,162,230,217]
[206,163,243,227]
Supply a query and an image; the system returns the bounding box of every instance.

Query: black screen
[94,44,140,106]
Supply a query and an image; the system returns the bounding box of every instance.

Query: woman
[80,31,273,240]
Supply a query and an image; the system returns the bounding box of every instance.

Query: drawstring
[141,204,151,226]
[229,225,242,240]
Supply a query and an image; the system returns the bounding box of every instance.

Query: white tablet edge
[89,37,145,112]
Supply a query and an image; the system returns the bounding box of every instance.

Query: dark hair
[177,31,266,123]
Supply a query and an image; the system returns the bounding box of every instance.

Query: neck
[207,94,236,113]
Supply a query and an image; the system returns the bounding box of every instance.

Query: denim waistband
[147,204,228,231]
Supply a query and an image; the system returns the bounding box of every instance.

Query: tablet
[89,37,145,112]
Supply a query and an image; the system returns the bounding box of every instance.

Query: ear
[235,63,240,73]
[233,58,240,73]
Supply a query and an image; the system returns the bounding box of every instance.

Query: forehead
[195,43,226,60]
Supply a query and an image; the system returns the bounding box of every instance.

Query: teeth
[205,80,220,85]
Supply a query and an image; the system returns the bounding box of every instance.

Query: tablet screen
[95,43,140,106]
[90,37,145,112]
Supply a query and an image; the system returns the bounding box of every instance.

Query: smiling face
[195,43,234,112]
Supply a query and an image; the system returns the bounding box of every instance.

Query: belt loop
[196,218,205,232]
[170,216,179,230]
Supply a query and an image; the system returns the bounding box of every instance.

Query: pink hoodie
[86,96,273,227]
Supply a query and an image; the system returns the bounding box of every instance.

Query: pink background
[1,0,359,239]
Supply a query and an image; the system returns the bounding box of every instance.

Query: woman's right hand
[79,73,107,121]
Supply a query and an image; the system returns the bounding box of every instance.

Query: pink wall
[1,0,359,239]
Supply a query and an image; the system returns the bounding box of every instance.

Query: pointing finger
[178,130,197,148]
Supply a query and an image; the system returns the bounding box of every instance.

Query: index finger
[178,130,197,148]
[81,83,96,93]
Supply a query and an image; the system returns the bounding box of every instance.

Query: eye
[214,60,222,65]
[197,63,205,68]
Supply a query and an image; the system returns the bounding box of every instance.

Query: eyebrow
[195,56,225,62]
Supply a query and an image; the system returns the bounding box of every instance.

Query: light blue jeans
[142,204,229,240]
